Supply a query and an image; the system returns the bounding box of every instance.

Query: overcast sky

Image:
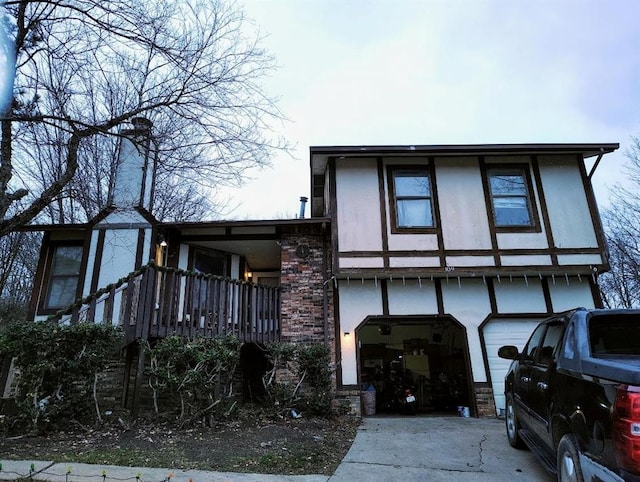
[221,0,640,219]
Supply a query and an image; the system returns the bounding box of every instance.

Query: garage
[482,318,543,415]
[356,316,473,415]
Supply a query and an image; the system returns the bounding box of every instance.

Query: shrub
[0,321,122,433]
[145,334,241,426]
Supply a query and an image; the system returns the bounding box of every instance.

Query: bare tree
[1,0,286,234]
[0,229,39,323]
[599,138,640,308]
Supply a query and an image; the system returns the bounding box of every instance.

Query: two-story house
[309,143,617,416]
[2,127,618,418]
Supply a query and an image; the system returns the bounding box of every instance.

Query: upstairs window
[390,168,434,230]
[488,167,536,228]
[45,245,83,310]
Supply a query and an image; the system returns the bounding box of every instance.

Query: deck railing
[49,262,281,344]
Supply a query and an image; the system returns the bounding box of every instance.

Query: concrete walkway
[0,416,553,481]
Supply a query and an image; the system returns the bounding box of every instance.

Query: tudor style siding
[332,154,604,273]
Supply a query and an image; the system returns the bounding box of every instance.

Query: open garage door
[482,318,543,416]
[356,317,472,415]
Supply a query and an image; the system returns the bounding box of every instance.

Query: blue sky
[224,0,640,219]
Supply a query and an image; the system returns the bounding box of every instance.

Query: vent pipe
[299,196,308,218]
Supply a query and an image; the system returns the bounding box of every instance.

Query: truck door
[515,323,547,430]
[527,320,566,447]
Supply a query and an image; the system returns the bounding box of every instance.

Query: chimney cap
[131,117,153,130]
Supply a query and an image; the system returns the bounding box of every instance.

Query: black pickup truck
[499,307,640,482]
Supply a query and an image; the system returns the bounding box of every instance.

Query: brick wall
[279,229,334,347]
[473,383,497,418]
[278,226,335,391]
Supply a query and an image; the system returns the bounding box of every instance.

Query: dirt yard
[0,414,361,476]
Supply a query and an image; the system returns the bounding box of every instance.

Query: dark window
[488,168,534,227]
[45,245,83,309]
[589,314,640,356]
[391,169,434,229]
[523,323,546,360]
[194,250,226,276]
[538,322,565,366]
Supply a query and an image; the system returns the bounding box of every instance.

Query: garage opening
[356,316,472,415]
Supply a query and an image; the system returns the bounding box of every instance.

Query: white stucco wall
[338,281,383,385]
[386,279,439,315]
[435,157,492,251]
[440,278,492,382]
[539,155,598,249]
[336,158,383,252]
[549,276,595,311]
[493,278,547,313]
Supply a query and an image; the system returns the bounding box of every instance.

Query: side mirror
[498,345,520,360]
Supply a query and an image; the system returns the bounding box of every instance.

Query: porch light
[344,331,350,338]
[158,234,167,247]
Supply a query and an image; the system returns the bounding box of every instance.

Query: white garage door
[483,318,543,416]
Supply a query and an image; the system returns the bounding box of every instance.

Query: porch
[49,261,281,345]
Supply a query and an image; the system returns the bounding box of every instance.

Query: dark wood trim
[329,156,339,274]
[429,157,447,267]
[479,156,501,266]
[135,229,146,269]
[381,279,389,316]
[339,246,602,257]
[180,233,281,242]
[435,279,444,315]
[541,277,553,312]
[487,278,497,314]
[28,232,51,319]
[333,281,343,388]
[89,230,106,295]
[377,157,390,268]
[531,155,558,264]
[577,153,610,271]
[589,274,604,308]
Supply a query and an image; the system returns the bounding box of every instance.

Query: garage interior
[357,317,472,415]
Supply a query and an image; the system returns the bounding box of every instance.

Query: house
[309,142,617,416]
[2,120,619,417]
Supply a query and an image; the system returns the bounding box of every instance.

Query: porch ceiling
[188,238,281,272]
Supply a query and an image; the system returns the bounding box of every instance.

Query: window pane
[490,174,527,195]
[494,197,531,226]
[47,277,79,308]
[52,246,82,275]
[395,173,430,197]
[397,199,433,227]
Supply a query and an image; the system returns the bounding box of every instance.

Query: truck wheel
[557,434,584,482]
[505,393,525,449]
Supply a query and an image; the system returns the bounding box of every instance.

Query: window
[523,323,546,360]
[488,167,535,228]
[390,168,434,230]
[538,321,565,366]
[45,245,83,310]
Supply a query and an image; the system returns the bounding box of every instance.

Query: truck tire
[557,434,584,482]
[505,393,525,449]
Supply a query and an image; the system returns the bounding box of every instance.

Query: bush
[0,321,122,433]
[262,342,336,417]
[145,334,241,426]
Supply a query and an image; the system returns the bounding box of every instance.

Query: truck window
[538,322,565,366]
[589,314,640,356]
[523,323,547,360]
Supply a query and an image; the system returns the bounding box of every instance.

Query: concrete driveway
[330,416,555,481]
